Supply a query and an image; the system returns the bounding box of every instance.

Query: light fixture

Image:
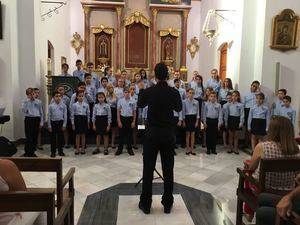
[41,1,67,21]
[202,9,235,45]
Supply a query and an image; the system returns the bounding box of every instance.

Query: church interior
[0,0,300,225]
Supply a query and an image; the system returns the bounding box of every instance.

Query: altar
[81,0,192,80]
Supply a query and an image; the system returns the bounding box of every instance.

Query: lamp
[41,1,67,21]
[202,9,235,45]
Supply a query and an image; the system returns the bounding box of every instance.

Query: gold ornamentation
[161,0,181,4]
[124,11,151,27]
[159,28,180,37]
[71,32,84,55]
[180,66,187,73]
[270,9,299,51]
[83,6,90,15]
[187,37,200,59]
[183,9,189,19]
[152,8,158,18]
[116,7,122,17]
[92,24,114,35]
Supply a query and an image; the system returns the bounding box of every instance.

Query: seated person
[243,116,300,221]
[256,173,300,225]
[0,159,45,225]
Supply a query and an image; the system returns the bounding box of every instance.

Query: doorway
[219,42,228,81]
[47,41,54,75]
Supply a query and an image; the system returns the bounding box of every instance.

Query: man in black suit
[138,62,182,214]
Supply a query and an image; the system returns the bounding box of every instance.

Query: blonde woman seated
[0,159,45,225]
[243,116,300,222]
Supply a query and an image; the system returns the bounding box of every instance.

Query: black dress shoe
[212,150,217,155]
[115,149,123,156]
[31,153,38,157]
[50,153,56,158]
[128,149,135,156]
[164,205,173,214]
[104,149,109,155]
[138,202,150,214]
[58,152,65,157]
[92,149,100,155]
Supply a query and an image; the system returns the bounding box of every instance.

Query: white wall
[70,0,84,72]
[186,0,201,81]
[35,0,71,110]
[198,0,244,86]
[238,0,266,95]
[0,0,18,139]
[261,0,300,134]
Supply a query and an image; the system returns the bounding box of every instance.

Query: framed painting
[270,9,299,51]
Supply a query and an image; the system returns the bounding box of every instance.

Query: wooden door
[219,43,228,81]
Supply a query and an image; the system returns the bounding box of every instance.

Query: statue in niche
[164,39,173,60]
[99,39,108,58]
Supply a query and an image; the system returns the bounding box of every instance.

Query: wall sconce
[202,9,235,45]
[41,1,67,21]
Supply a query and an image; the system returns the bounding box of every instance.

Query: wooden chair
[276,213,300,225]
[236,158,300,225]
[0,157,75,225]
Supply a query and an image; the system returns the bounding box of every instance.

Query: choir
[21,61,297,157]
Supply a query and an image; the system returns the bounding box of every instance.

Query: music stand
[134,117,165,187]
[135,168,164,187]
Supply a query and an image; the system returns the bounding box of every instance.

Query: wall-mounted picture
[0,1,3,40]
[270,9,299,51]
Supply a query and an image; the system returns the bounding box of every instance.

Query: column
[83,6,91,64]
[151,8,158,71]
[116,7,122,70]
[180,9,189,80]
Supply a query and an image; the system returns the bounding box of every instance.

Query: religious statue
[99,39,108,58]
[165,39,173,60]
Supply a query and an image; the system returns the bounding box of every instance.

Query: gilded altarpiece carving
[124,12,150,69]
[92,25,114,69]
[160,29,180,68]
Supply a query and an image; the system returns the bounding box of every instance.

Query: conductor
[138,63,182,214]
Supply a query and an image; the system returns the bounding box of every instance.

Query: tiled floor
[18,145,249,224]
[117,195,194,225]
